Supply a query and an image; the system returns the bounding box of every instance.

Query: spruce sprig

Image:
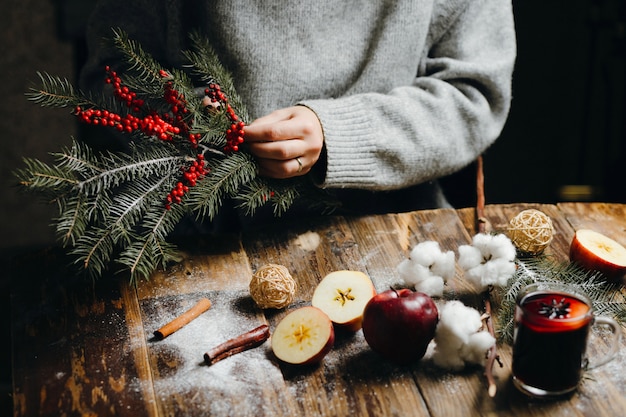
[16,29,315,283]
[26,72,97,109]
[184,32,249,122]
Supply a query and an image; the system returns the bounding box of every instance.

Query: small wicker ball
[507,209,554,255]
[249,264,297,309]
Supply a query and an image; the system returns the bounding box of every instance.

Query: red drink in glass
[512,282,621,398]
[512,289,591,396]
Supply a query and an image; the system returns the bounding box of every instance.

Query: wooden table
[10,203,626,417]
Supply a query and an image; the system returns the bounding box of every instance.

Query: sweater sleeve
[300,0,516,191]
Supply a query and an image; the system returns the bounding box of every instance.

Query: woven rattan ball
[507,209,554,255]
[249,264,297,309]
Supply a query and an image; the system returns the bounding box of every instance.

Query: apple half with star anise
[311,270,377,332]
[569,229,626,282]
[271,306,335,365]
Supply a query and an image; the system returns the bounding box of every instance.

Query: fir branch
[111,28,164,87]
[184,32,249,123]
[235,178,301,217]
[76,142,187,196]
[189,151,258,220]
[70,226,117,279]
[15,157,78,192]
[107,174,172,235]
[117,203,186,283]
[267,181,301,216]
[53,140,104,179]
[192,113,229,149]
[234,179,279,216]
[26,72,97,109]
[55,193,90,247]
[118,233,181,284]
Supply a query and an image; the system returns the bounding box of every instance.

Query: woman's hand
[244,106,324,179]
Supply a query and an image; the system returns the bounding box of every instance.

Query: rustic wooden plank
[557,202,626,246]
[242,216,368,301]
[11,249,152,417]
[135,233,252,300]
[119,281,160,417]
[241,215,432,417]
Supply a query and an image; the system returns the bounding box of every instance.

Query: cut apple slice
[271,306,335,365]
[311,270,376,332]
[569,229,626,282]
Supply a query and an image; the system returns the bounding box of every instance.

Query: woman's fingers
[245,106,323,178]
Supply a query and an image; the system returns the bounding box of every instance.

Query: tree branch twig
[475,155,499,397]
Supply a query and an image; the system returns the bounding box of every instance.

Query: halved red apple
[271,306,335,365]
[311,270,376,332]
[569,229,626,282]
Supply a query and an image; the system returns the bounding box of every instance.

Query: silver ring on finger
[295,157,303,173]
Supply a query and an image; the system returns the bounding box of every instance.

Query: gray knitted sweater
[81,0,516,216]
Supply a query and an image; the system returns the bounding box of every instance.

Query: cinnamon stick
[204,324,270,366]
[154,298,212,340]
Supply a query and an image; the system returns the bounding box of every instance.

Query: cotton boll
[397,259,429,284]
[396,241,455,298]
[460,331,496,366]
[458,244,482,270]
[470,233,493,255]
[410,241,441,265]
[432,346,467,370]
[459,233,517,291]
[431,300,495,371]
[435,300,482,342]
[414,276,444,297]
[489,233,517,261]
[430,249,456,281]
[465,269,484,290]
[490,258,517,287]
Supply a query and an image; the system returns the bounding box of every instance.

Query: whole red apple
[362,288,438,364]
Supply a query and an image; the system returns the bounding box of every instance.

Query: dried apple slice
[271,306,334,365]
[311,270,376,331]
[569,229,626,282]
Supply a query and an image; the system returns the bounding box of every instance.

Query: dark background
[1,0,625,414]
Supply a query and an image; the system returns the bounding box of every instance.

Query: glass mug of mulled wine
[511,282,621,398]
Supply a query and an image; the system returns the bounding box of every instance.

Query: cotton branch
[475,155,501,397]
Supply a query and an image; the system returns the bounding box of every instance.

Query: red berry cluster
[73,67,202,146]
[205,83,245,152]
[161,72,202,147]
[165,154,208,210]
[106,66,144,111]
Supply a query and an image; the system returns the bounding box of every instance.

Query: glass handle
[587,316,622,370]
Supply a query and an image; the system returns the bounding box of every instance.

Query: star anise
[538,297,571,319]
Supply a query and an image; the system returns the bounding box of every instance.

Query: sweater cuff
[299,97,379,189]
